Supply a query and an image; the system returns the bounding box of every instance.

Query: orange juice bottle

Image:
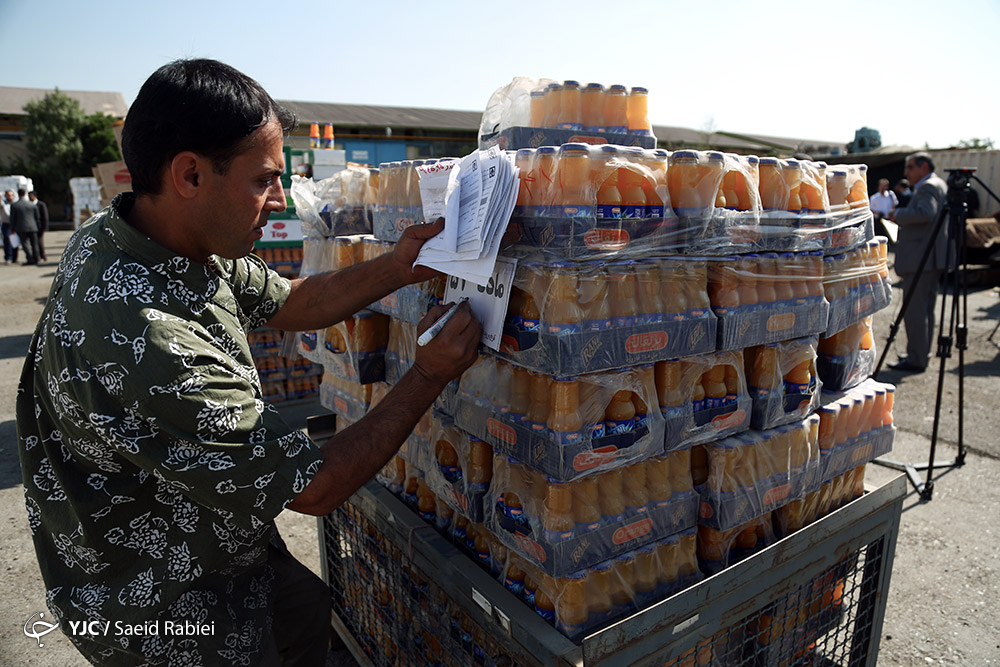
[571,476,601,533]
[608,263,639,328]
[579,263,611,332]
[645,149,669,220]
[581,83,605,131]
[603,84,628,133]
[668,150,703,213]
[416,478,436,522]
[548,376,583,444]
[708,261,740,310]
[587,562,614,623]
[515,148,535,212]
[882,386,895,427]
[558,80,583,130]
[783,159,803,214]
[788,252,811,299]
[757,157,786,211]
[683,259,711,313]
[309,122,320,149]
[623,462,649,515]
[645,455,672,508]
[597,468,626,524]
[669,447,693,495]
[619,148,648,220]
[557,143,592,214]
[827,169,850,211]
[534,574,557,623]
[655,359,685,412]
[702,365,728,410]
[556,572,589,637]
[611,553,636,611]
[774,253,795,301]
[807,251,825,298]
[692,372,707,413]
[436,437,462,483]
[724,365,740,406]
[749,344,778,398]
[736,255,759,311]
[543,478,575,543]
[592,145,622,222]
[634,545,659,599]
[544,262,583,334]
[659,259,688,317]
[801,161,827,213]
[848,165,869,209]
[541,82,562,128]
[632,364,656,428]
[534,145,559,212]
[605,390,636,435]
[784,360,812,396]
[634,261,664,325]
[504,555,526,597]
[656,538,679,586]
[529,88,545,127]
[322,123,335,149]
[468,436,492,489]
[871,387,886,431]
[756,253,778,304]
[707,152,727,209]
[722,159,740,210]
[627,86,651,135]
[527,372,552,432]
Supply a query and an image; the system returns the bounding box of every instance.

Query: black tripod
[873,168,1000,500]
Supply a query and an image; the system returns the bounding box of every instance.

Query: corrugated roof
[0,86,128,117]
[278,100,483,131]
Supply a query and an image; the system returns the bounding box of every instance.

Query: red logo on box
[569,135,609,146]
[513,534,547,562]
[114,169,131,184]
[625,331,668,354]
[487,418,517,445]
[699,502,714,519]
[766,313,796,332]
[762,484,791,506]
[395,218,415,233]
[583,228,630,250]
[854,295,874,315]
[612,518,653,545]
[272,222,286,230]
[712,408,747,428]
[334,397,348,414]
[573,445,618,471]
[380,293,399,309]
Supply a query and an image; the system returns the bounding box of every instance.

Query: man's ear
[169,151,205,200]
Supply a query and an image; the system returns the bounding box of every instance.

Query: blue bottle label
[597,204,623,220]
[576,520,601,534]
[634,411,649,430]
[613,315,636,328]
[602,512,625,526]
[504,577,525,597]
[552,429,583,445]
[440,464,462,483]
[476,550,491,569]
[558,122,583,131]
[557,620,586,638]
[544,527,575,543]
[692,398,706,412]
[584,317,613,332]
[589,421,606,439]
[521,317,541,333]
[546,321,581,335]
[784,380,809,395]
[622,205,645,219]
[647,204,665,219]
[418,509,435,522]
[606,125,628,134]
[605,418,635,435]
[534,605,556,623]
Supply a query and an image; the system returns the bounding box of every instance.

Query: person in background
[28,191,48,261]
[894,178,912,208]
[1,189,16,263]
[887,152,948,372]
[869,178,898,238]
[10,187,40,265]
[17,58,482,666]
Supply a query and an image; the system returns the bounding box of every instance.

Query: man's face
[196,118,287,260]
[878,180,889,193]
[904,159,929,184]
[4,190,13,203]
[28,193,36,202]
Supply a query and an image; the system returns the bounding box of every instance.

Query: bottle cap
[759,157,779,165]
[516,148,534,157]
[585,83,605,91]
[531,89,546,97]
[559,143,590,153]
[608,84,627,93]
[563,80,580,87]
[708,151,725,160]
[747,155,760,165]
[630,87,648,94]
[537,146,557,155]
[671,150,699,160]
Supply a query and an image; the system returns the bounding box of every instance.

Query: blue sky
[2,0,997,150]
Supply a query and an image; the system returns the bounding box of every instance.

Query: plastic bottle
[541,82,562,129]
[686,260,711,314]
[529,89,545,127]
[619,148,647,220]
[504,556,526,597]
[605,390,636,435]
[702,365,728,410]
[735,254,759,311]
[788,253,811,299]
[523,571,537,607]
[509,364,531,422]
[520,288,542,333]
[611,553,636,611]
[707,152,727,209]
[586,562,614,624]
[544,262,584,334]
[533,574,557,623]
[756,253,778,304]
[309,122,320,149]
[645,455,672,508]
[848,165,869,209]
[416,478,436,522]
[626,87,651,135]
[594,145,622,221]
[536,146,559,212]
[807,251,825,298]
[634,261,663,325]
[436,438,462,483]
[668,150,703,213]
[556,571,590,636]
[757,157,786,211]
[801,161,827,213]
[783,360,812,396]
[622,462,649,515]
[658,259,687,317]
[692,369,706,413]
[656,538,679,586]
[749,344,778,398]
[515,148,535,211]
[571,476,601,533]
[774,253,795,302]
[473,526,492,569]
[871,387,887,431]
[527,372,551,432]
[827,170,850,211]
[708,261,740,310]
[608,263,639,328]
[655,359,686,411]
[581,83,605,131]
[579,378,607,440]
[468,436,492,490]
[542,478,575,543]
[645,150,669,221]
[558,80,583,130]
[669,448,693,494]
[557,143,591,212]
[597,468,626,524]
[724,365,740,406]
[631,364,656,429]
[782,159,803,213]
[603,85,628,133]
[579,264,612,332]
[548,376,584,444]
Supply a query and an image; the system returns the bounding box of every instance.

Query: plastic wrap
[772,464,866,538]
[494,528,699,641]
[289,167,376,238]
[655,351,752,451]
[706,251,830,349]
[358,236,444,324]
[696,513,774,575]
[693,415,821,532]
[822,237,892,336]
[385,319,459,416]
[486,449,697,577]
[816,378,895,482]
[319,310,389,384]
[745,337,821,430]
[478,77,657,151]
[374,159,438,242]
[454,357,666,480]
[424,413,494,522]
[499,256,717,375]
[818,316,876,391]
[320,371,374,422]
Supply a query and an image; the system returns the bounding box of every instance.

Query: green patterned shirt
[17,194,324,666]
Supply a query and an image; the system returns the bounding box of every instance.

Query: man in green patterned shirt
[16,59,481,666]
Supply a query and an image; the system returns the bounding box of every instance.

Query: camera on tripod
[945,167,975,207]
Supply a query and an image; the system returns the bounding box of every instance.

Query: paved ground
[1,229,997,665]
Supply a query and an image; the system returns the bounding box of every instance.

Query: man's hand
[412,301,481,388]
[393,217,445,285]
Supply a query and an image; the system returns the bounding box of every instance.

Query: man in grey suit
[10,187,40,265]
[888,152,949,372]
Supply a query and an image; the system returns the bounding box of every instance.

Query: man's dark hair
[122,59,297,196]
[897,178,910,188]
[17,188,26,197]
[28,191,36,196]
[907,151,936,173]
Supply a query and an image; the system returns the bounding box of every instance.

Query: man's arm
[266,218,445,332]
[892,182,943,225]
[286,301,481,516]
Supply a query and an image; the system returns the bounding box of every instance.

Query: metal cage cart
[314,410,904,667]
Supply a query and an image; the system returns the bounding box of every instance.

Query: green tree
[5,89,122,214]
[957,137,995,150]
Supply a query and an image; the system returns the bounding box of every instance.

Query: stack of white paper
[413,146,519,285]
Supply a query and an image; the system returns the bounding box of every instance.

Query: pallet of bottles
[816,379,896,482]
[744,337,821,431]
[254,354,323,384]
[261,375,321,403]
[822,238,892,336]
[252,245,302,278]
[422,413,494,522]
[817,317,876,392]
[290,163,377,237]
